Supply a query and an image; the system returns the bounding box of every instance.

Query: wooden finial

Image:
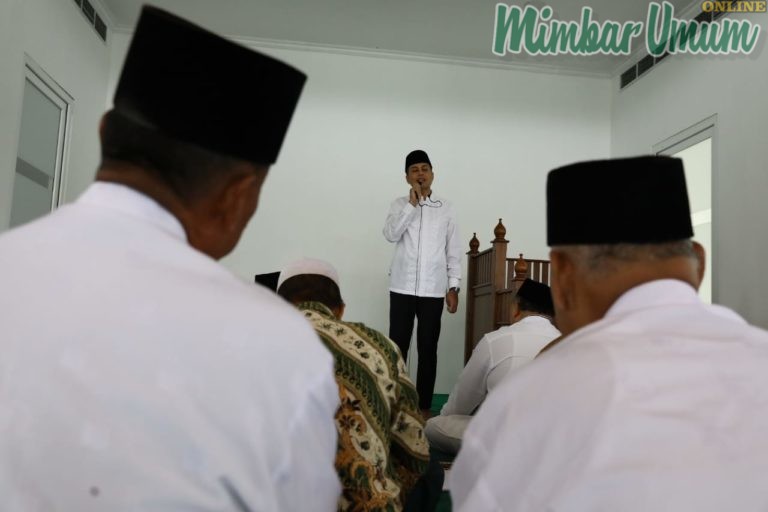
[493,218,507,242]
[514,253,528,279]
[469,232,480,254]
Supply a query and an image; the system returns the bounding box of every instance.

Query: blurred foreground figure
[0,7,340,511]
[451,156,768,512]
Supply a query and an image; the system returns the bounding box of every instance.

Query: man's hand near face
[409,183,420,206]
[409,182,424,206]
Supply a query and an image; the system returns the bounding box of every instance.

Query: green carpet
[430,393,449,415]
[430,394,452,512]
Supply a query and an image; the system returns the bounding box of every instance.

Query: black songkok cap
[547,156,693,245]
[254,271,280,292]
[114,6,307,165]
[516,279,554,316]
[405,150,431,171]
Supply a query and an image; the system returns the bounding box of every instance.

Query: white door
[655,117,714,304]
[10,62,71,228]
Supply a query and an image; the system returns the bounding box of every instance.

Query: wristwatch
[449,287,460,293]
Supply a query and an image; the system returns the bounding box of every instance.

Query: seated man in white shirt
[424,279,560,454]
[0,7,340,511]
[451,156,768,512]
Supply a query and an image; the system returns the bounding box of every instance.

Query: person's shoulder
[214,279,311,331]
[484,320,554,354]
[345,320,403,360]
[479,336,617,427]
[437,196,458,217]
[0,202,75,248]
[598,296,768,350]
[707,303,768,338]
[156,259,322,356]
[742,321,768,343]
[345,320,392,347]
[216,290,332,379]
[520,315,561,335]
[680,303,768,357]
[483,324,517,345]
[509,329,617,392]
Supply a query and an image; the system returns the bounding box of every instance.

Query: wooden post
[512,253,528,292]
[464,233,480,363]
[491,219,508,330]
[469,233,480,255]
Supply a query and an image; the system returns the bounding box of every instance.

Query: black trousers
[403,449,445,512]
[389,292,444,410]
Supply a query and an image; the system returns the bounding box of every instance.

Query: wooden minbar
[463,219,551,363]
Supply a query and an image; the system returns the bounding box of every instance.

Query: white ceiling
[100,0,696,75]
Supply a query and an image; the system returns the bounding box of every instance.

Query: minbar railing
[464,219,550,363]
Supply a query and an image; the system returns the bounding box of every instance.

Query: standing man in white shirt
[425,278,560,454]
[384,150,462,417]
[451,156,768,512]
[0,7,340,511]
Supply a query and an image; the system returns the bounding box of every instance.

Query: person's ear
[549,248,584,336]
[191,166,267,259]
[218,172,260,232]
[334,303,346,320]
[511,300,521,322]
[213,166,267,235]
[692,241,706,289]
[549,249,575,315]
[99,113,107,138]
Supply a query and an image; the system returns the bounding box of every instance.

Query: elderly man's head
[98,7,306,260]
[546,156,705,336]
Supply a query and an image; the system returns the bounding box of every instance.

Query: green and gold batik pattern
[299,301,429,512]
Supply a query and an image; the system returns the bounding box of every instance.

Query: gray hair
[552,240,697,275]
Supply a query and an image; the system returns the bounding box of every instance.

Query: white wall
[106,34,611,391]
[230,45,613,393]
[0,6,610,392]
[3,3,763,394]
[0,0,112,229]
[611,12,768,329]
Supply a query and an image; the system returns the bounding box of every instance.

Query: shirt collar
[76,182,186,241]
[298,301,336,319]
[516,315,554,327]
[559,279,702,345]
[604,279,700,319]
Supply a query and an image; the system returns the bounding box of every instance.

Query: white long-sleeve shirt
[441,315,560,416]
[0,182,341,512]
[383,195,461,298]
[451,279,768,512]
